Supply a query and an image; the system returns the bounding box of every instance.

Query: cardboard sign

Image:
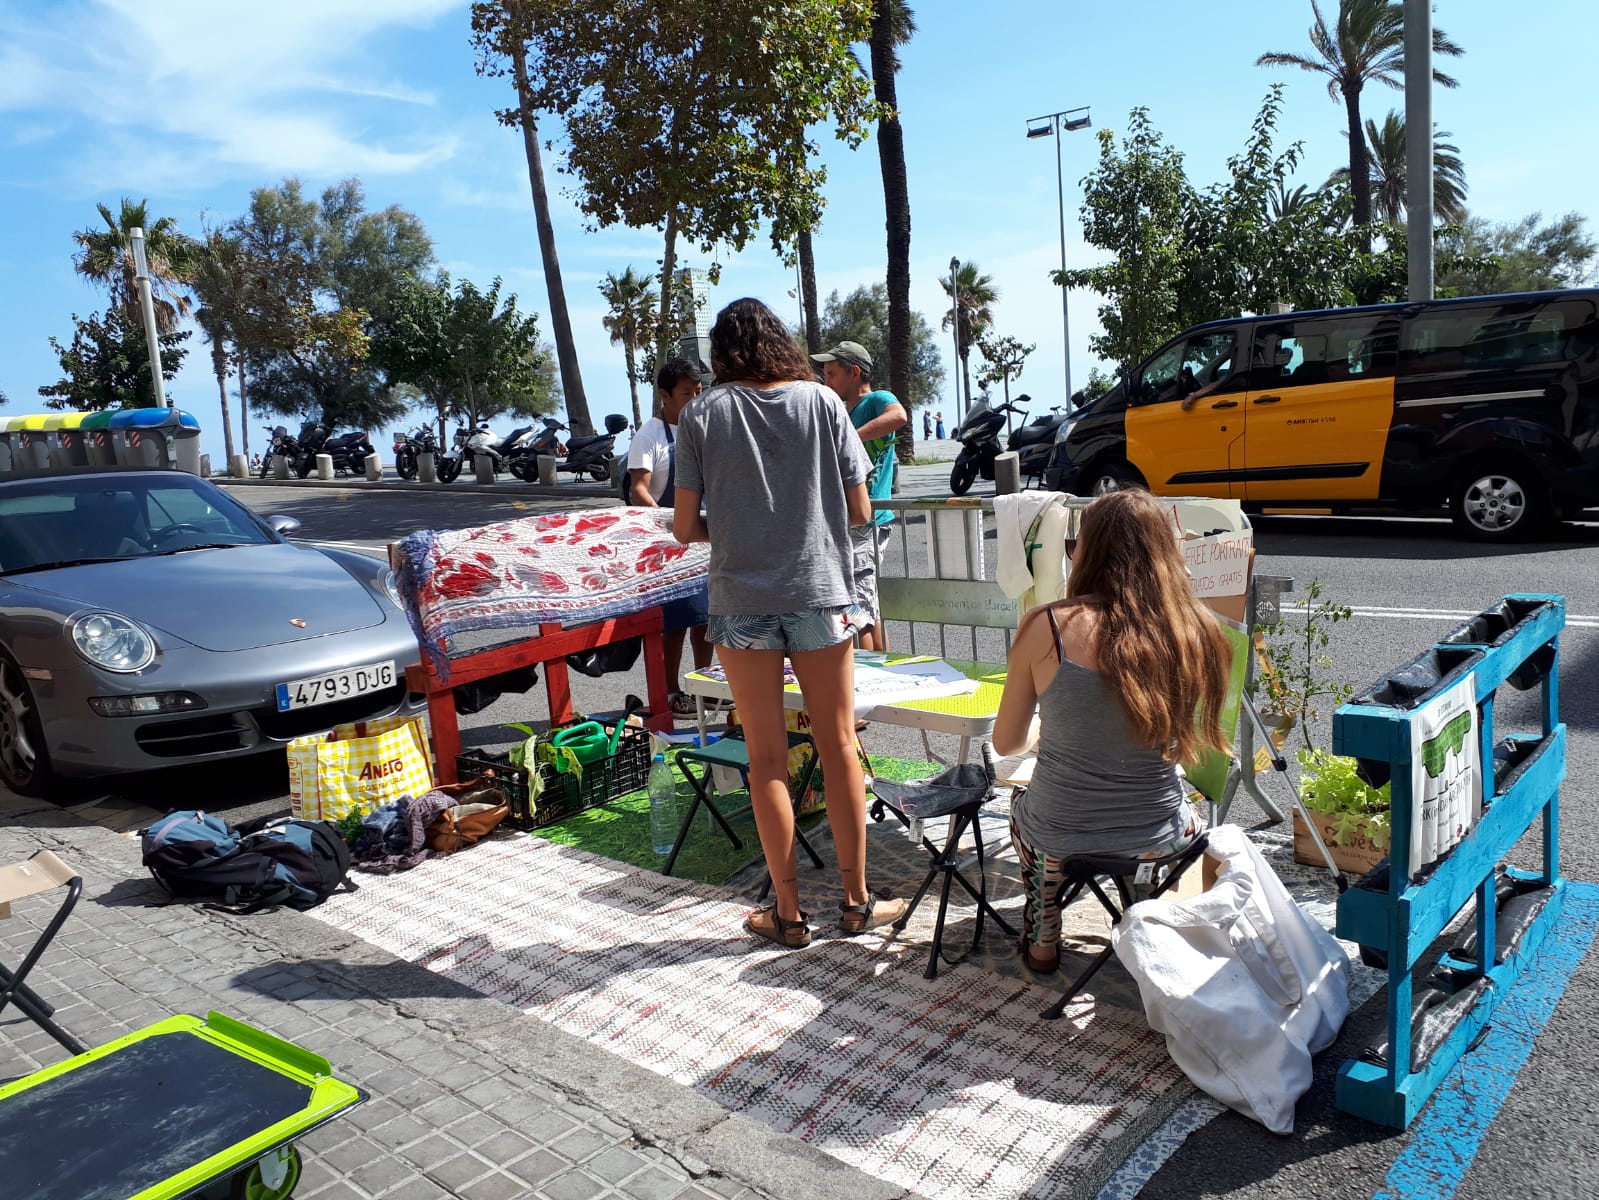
[1406,675,1482,879]
[1181,530,1253,599]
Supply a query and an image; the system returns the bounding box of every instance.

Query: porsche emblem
[290,618,308,628]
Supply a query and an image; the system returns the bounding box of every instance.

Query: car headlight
[69,611,156,673]
[382,568,405,611]
[1054,418,1077,445]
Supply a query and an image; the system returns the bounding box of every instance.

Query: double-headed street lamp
[1026,106,1091,401]
[129,226,170,409]
[949,256,963,419]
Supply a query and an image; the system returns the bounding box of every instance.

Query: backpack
[142,810,357,913]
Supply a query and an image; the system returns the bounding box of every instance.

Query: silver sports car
[0,468,424,796]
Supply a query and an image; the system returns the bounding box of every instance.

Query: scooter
[506,417,567,480]
[510,415,628,482]
[948,395,1029,495]
[1003,394,1073,488]
[298,421,374,478]
[392,425,440,481]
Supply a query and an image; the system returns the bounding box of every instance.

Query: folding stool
[0,850,87,1056]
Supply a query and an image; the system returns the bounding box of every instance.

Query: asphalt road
[57,473,1599,1198]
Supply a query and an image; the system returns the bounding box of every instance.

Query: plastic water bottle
[648,753,679,855]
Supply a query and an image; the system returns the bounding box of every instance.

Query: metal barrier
[1331,594,1567,1128]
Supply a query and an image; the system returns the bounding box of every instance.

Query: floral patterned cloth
[394,507,710,681]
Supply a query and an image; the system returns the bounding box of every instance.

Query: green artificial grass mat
[530,754,943,885]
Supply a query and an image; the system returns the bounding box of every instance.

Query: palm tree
[1327,109,1467,224]
[1257,0,1462,249]
[190,230,251,462]
[72,198,197,332]
[1269,183,1314,223]
[598,267,658,429]
[870,0,916,458]
[939,261,998,414]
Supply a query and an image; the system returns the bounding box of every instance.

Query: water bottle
[648,753,679,855]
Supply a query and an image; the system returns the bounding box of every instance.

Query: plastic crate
[456,718,651,830]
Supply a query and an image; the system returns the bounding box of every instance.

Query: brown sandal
[838,894,908,935]
[1019,940,1059,975]
[745,905,812,948]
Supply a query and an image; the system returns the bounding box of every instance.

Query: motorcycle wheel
[588,462,610,482]
[396,450,417,481]
[437,457,462,484]
[508,458,535,482]
[949,453,978,496]
[259,458,271,479]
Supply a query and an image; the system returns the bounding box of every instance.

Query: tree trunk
[626,334,642,429]
[510,37,591,436]
[797,229,821,354]
[237,358,250,457]
[1344,83,1373,253]
[870,0,915,466]
[655,209,680,368]
[961,347,973,419]
[212,343,235,462]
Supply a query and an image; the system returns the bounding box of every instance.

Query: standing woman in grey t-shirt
[990,490,1233,974]
[674,298,909,948]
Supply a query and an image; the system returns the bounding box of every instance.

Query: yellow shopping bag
[286,714,433,821]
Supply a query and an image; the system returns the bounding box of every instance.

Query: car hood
[17,543,386,652]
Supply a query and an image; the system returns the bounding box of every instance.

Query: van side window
[1134,331,1237,405]
[1252,315,1392,388]
[1403,301,1594,372]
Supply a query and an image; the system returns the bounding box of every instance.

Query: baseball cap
[809,340,873,373]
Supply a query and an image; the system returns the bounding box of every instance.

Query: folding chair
[0,850,87,1056]
[1040,833,1211,1019]
[665,729,825,882]
[867,745,1017,979]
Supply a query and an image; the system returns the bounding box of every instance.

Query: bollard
[418,451,437,483]
[199,453,212,478]
[536,454,557,486]
[473,454,495,484]
[316,453,334,480]
[272,454,290,480]
[229,453,249,479]
[994,451,1021,496]
[364,454,381,482]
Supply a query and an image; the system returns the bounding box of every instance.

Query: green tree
[1055,109,1190,378]
[470,1,592,435]
[189,229,251,461]
[230,178,432,431]
[487,1,876,363]
[868,0,917,457]
[370,273,557,436]
[598,267,658,428]
[816,283,945,413]
[1436,212,1597,295]
[938,260,998,413]
[1256,0,1463,249]
[39,309,188,411]
[1328,109,1466,224]
[975,333,1034,405]
[72,198,197,333]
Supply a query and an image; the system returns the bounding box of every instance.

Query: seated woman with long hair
[991,489,1233,974]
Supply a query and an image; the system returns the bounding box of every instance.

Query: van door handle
[1253,395,1282,405]
[1210,400,1238,409]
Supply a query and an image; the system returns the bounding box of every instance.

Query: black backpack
[142,811,357,913]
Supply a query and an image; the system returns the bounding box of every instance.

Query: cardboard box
[1293,807,1388,877]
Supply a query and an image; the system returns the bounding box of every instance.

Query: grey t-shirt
[676,379,870,616]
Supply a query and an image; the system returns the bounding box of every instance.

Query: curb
[212,475,617,500]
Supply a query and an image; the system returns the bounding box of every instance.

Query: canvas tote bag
[287,714,433,822]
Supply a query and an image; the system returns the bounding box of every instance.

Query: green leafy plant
[1252,577,1354,753]
[333,809,366,847]
[1298,747,1391,850]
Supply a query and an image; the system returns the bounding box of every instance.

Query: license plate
[275,661,396,712]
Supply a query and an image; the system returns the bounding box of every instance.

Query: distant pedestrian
[250,453,261,470]
[923,411,932,440]
[935,412,946,439]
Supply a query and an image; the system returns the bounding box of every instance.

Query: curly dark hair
[708,298,812,386]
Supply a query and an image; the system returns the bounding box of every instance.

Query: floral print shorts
[707,604,868,653]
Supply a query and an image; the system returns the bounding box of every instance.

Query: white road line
[1279,604,1598,629]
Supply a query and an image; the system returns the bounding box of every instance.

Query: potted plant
[1253,579,1390,873]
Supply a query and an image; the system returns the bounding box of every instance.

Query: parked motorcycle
[297,421,374,478]
[505,417,567,479]
[948,396,1029,495]
[1003,394,1073,488]
[392,425,440,481]
[260,424,304,477]
[509,414,628,483]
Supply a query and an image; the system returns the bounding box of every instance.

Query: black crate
[456,718,651,830]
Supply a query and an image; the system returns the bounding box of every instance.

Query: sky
[1,0,1595,464]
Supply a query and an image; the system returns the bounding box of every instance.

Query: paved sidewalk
[0,795,906,1200]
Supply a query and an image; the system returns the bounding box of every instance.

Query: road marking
[1277,605,1598,630]
[1373,882,1599,1200]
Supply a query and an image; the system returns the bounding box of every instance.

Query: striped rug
[312,833,1191,1200]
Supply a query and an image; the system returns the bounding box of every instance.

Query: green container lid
[80,411,115,429]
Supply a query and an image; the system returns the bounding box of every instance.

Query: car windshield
[0,474,275,575]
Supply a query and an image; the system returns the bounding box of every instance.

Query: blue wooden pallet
[1331,594,1567,1129]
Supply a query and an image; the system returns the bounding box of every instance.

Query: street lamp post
[948,256,962,419]
[1026,106,1091,401]
[129,226,170,408]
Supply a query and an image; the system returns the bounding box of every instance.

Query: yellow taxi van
[1044,289,1599,540]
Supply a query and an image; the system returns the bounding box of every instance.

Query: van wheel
[1449,466,1547,542]
[1088,460,1144,496]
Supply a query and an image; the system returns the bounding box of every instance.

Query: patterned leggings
[1010,801,1207,956]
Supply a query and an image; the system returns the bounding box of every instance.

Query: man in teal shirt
[812,340,907,651]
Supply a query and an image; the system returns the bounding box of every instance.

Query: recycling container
[15,415,54,470]
[80,411,118,466]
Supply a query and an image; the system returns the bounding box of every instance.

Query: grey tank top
[1011,608,1188,857]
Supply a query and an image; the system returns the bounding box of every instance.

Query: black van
[1044,289,1599,540]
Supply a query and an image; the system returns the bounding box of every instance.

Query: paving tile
[398,1131,467,1171]
[537,1167,610,1200]
[505,1149,572,1189]
[616,1165,696,1200]
[428,1151,495,1191]
[462,1170,536,1200]
[587,1145,651,1186]
[550,1125,617,1164]
[373,1175,440,1200]
[470,1127,538,1165]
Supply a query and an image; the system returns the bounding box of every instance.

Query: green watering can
[551,720,612,765]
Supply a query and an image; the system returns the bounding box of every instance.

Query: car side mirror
[266,514,301,537]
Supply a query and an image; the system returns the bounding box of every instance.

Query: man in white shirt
[628,358,715,716]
